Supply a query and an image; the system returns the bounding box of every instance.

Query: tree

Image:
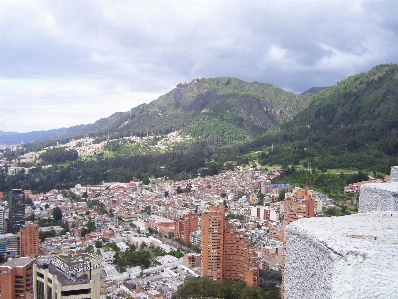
[52,207,63,221]
[278,190,286,201]
[95,240,103,248]
[85,245,94,254]
[86,220,96,233]
[141,177,150,185]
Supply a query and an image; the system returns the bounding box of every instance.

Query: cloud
[1,0,397,132]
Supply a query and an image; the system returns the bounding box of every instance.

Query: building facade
[34,253,102,299]
[20,223,39,257]
[0,233,21,257]
[201,204,259,286]
[8,189,26,234]
[283,184,315,227]
[0,257,35,299]
[0,206,5,234]
[175,213,198,244]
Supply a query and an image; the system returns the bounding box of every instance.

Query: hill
[0,129,64,146]
[254,64,398,172]
[51,78,310,143]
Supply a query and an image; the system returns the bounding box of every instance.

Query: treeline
[40,147,79,164]
[172,276,280,299]
[0,144,224,193]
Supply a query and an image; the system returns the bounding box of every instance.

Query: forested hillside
[251,64,398,172]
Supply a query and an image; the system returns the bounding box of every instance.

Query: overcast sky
[1,0,397,133]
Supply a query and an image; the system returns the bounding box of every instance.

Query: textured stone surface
[285,213,398,299]
[391,166,398,182]
[359,182,398,213]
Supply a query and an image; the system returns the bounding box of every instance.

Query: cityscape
[0,146,397,298]
[1,1,398,298]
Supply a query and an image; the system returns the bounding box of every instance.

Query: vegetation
[172,276,280,299]
[251,64,398,174]
[40,147,79,164]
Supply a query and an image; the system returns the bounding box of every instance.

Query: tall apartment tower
[175,213,198,244]
[20,223,39,257]
[0,257,35,299]
[202,204,259,286]
[0,206,5,234]
[8,189,26,234]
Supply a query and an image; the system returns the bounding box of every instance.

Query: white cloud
[1,0,398,132]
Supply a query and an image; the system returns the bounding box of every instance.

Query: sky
[1,0,397,133]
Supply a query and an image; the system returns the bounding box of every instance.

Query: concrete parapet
[284,213,398,299]
[391,166,398,182]
[359,182,398,213]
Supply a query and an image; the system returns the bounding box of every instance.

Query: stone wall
[284,213,398,299]
[284,166,398,299]
[359,182,398,212]
[391,166,398,182]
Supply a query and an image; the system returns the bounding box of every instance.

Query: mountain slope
[53,78,310,142]
[255,64,398,171]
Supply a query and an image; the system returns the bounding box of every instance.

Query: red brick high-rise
[283,184,315,227]
[201,204,258,286]
[175,213,198,245]
[20,223,39,257]
[0,257,35,299]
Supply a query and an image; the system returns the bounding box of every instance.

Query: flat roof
[2,257,35,268]
[56,253,99,265]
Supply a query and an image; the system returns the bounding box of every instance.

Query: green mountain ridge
[50,77,311,143]
[253,63,398,172]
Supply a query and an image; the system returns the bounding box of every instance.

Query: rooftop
[57,253,100,266]
[1,257,35,268]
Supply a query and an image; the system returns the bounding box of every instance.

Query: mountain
[0,130,18,136]
[300,87,330,96]
[255,64,398,172]
[52,77,311,142]
[0,129,64,146]
[51,112,126,139]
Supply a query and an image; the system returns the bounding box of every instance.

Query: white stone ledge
[359,182,398,213]
[285,213,398,299]
[391,166,398,182]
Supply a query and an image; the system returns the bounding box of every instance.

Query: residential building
[283,184,314,227]
[175,212,198,244]
[8,189,26,234]
[0,233,20,257]
[20,223,39,257]
[201,204,259,286]
[0,257,35,299]
[34,253,102,299]
[183,253,201,268]
[0,206,5,234]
